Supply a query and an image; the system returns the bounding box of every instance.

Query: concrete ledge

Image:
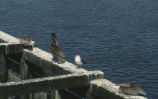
[0,31,87,75]
[89,79,147,99]
[0,31,148,99]
[0,31,19,43]
[0,43,23,54]
[0,71,104,97]
[0,31,35,46]
[23,48,88,76]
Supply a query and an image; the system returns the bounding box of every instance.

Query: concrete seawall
[0,31,147,99]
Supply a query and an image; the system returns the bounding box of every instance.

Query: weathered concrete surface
[0,31,87,75]
[7,70,22,99]
[0,31,148,99]
[0,54,7,83]
[0,43,23,54]
[34,92,47,99]
[23,47,88,76]
[0,31,19,43]
[0,31,35,46]
[20,59,29,80]
[89,79,147,99]
[0,71,103,97]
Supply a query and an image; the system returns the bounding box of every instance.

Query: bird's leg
[76,65,82,69]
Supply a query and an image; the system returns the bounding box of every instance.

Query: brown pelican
[74,55,85,68]
[119,83,146,96]
[19,33,33,48]
[50,33,65,64]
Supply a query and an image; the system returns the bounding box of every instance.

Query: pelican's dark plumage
[19,33,33,48]
[50,33,65,63]
[118,83,146,96]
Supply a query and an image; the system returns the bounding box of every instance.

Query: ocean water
[0,0,158,98]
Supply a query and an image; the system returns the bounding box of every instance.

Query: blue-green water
[0,0,158,98]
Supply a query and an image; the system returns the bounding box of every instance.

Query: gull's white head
[74,55,80,60]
